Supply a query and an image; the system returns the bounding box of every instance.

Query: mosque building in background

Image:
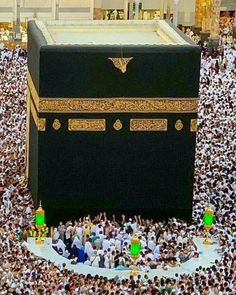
[0,1,235,24]
[0,0,235,48]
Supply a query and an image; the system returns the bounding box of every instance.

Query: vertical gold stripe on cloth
[30,95,46,131]
[27,72,40,111]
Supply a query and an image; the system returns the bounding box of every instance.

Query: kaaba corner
[26,20,201,224]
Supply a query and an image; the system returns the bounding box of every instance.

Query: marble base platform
[26,237,221,280]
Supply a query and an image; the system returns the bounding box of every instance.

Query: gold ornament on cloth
[108,57,133,73]
[190,119,197,132]
[52,119,61,130]
[38,118,46,131]
[113,119,123,131]
[175,120,183,131]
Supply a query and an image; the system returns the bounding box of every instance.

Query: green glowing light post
[35,201,45,245]
[203,205,214,245]
[130,236,141,276]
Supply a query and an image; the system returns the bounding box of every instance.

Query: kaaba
[27,20,200,225]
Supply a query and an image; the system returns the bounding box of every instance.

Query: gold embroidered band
[29,90,46,131]
[27,72,199,114]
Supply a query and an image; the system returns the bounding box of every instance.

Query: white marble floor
[27,237,221,280]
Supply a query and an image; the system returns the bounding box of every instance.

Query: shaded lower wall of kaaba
[28,112,197,225]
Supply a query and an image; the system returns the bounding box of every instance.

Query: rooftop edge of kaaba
[28,19,200,99]
[27,20,200,225]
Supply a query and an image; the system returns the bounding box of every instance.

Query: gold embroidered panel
[68,119,106,131]
[190,119,197,132]
[130,119,168,131]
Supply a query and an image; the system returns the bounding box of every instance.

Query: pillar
[55,0,59,20]
[15,0,21,40]
[201,0,212,33]
[129,0,134,19]
[124,0,129,20]
[200,0,212,43]
[159,0,164,19]
[134,0,140,20]
[93,0,102,20]
[166,0,171,20]
[195,0,203,29]
[173,0,180,27]
[52,0,56,20]
[90,0,94,20]
[209,0,222,47]
[210,0,221,38]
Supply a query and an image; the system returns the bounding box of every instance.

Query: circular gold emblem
[113,119,122,131]
[175,120,183,131]
[52,119,61,130]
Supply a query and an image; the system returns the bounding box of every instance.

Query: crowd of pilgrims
[52,213,198,270]
[0,33,235,294]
